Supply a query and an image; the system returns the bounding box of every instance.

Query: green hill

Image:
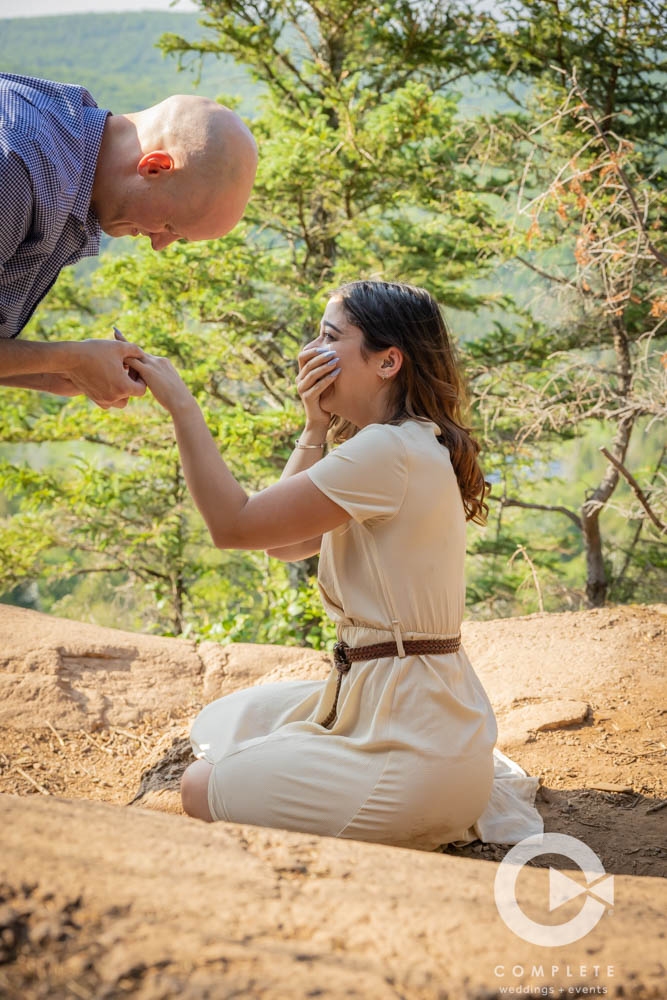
[0,11,261,115]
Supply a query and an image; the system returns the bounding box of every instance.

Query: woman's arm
[267,424,328,560]
[126,354,351,550]
[265,536,324,561]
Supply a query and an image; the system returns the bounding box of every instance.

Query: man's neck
[90,114,138,224]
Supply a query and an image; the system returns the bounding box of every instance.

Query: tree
[155,0,506,609]
[4,1,501,634]
[465,0,666,606]
[2,0,664,633]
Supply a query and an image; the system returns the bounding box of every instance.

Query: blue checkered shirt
[0,73,110,339]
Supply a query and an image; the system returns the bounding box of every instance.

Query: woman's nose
[303,336,322,351]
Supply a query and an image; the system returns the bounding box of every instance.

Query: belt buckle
[333,640,351,672]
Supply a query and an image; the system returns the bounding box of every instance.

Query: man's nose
[150,232,179,251]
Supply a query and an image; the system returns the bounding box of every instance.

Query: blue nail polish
[332,367,341,375]
[316,347,335,354]
[327,357,340,365]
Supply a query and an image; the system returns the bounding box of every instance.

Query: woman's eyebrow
[323,320,343,333]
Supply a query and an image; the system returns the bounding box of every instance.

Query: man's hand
[65,338,148,409]
[43,373,85,397]
[115,325,192,414]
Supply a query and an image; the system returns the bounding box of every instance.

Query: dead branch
[13,765,50,795]
[508,544,545,612]
[44,720,65,748]
[599,447,666,533]
[490,495,583,530]
[564,70,667,268]
[514,255,578,289]
[613,446,666,589]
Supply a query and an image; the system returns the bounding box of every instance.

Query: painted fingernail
[331,367,341,375]
[327,357,340,365]
[316,347,335,354]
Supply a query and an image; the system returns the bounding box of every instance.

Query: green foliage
[0,232,339,640]
[460,0,667,608]
[482,0,667,145]
[0,11,260,115]
[0,0,664,639]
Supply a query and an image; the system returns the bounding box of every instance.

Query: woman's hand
[296,342,340,431]
[114,327,192,415]
[125,354,194,414]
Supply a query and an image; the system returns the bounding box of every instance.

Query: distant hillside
[0,11,261,115]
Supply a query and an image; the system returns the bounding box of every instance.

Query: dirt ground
[0,681,665,879]
[0,601,665,998]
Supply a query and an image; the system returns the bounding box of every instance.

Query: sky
[0,0,197,15]
[0,0,500,20]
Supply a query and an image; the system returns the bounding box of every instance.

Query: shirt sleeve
[0,149,33,270]
[305,423,409,524]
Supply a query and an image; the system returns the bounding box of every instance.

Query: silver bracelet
[296,440,326,449]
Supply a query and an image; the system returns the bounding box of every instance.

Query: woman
[127,279,542,851]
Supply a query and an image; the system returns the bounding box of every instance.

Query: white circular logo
[494,833,614,946]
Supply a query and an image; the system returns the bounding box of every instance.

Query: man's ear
[137,151,174,178]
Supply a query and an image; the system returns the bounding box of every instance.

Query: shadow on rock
[126,735,194,815]
[441,784,667,878]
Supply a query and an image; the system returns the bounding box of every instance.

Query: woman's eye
[323,332,336,341]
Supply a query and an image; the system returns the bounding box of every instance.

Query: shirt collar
[72,104,110,226]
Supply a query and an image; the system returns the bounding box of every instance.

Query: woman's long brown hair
[326,280,490,525]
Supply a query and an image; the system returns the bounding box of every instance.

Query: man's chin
[99,222,134,239]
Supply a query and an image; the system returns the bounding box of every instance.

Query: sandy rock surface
[1,793,665,1000]
[2,602,663,736]
[0,604,203,731]
[198,638,331,701]
[0,601,665,999]
[496,700,592,746]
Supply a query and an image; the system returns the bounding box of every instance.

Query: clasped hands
[49,331,147,410]
[52,329,190,412]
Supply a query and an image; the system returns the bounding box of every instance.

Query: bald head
[91,93,258,249]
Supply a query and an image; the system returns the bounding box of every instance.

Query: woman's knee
[181,759,215,822]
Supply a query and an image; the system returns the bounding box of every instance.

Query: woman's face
[306,296,400,427]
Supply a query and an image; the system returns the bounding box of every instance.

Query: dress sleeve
[305,423,409,524]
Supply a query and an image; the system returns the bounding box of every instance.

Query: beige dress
[190,418,543,851]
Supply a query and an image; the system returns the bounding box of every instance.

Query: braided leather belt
[320,635,461,730]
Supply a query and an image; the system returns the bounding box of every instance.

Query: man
[0,73,257,409]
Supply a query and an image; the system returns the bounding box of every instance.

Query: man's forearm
[0,372,51,390]
[0,339,77,377]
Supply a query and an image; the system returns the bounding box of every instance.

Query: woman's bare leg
[181,759,215,822]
